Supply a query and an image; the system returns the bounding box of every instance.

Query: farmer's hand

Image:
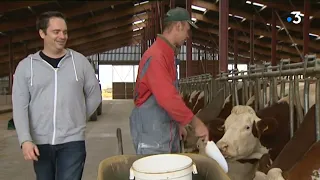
[22,141,40,161]
[191,116,209,143]
[179,125,187,141]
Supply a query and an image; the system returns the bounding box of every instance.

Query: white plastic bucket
[129,154,198,180]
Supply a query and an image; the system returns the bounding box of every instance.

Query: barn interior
[0,0,320,180]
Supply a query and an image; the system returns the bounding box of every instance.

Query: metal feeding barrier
[215,54,320,141]
[178,73,213,106]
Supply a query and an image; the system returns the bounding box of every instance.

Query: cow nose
[217,142,228,153]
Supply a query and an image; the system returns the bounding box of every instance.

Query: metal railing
[179,54,320,142]
[178,73,213,107]
[215,54,320,141]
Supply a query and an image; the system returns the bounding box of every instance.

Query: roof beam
[193,30,299,61]
[82,41,140,57]
[194,27,302,57]
[0,24,147,63]
[253,0,319,19]
[193,38,270,62]
[192,12,320,51]
[80,35,142,56]
[0,2,52,14]
[73,32,142,53]
[192,0,320,36]
[0,14,148,56]
[0,32,143,69]
[0,1,130,33]
[0,1,149,46]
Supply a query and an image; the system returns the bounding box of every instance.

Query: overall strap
[134,56,153,101]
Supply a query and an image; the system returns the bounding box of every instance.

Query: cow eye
[217,125,225,131]
[245,126,250,130]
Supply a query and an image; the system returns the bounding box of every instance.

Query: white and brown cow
[214,105,274,180]
[213,102,299,180]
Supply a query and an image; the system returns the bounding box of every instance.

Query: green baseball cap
[164,7,198,29]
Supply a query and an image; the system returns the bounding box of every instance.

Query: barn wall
[112,82,135,99]
[179,60,219,79]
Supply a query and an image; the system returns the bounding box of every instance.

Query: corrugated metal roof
[87,45,141,62]
[87,44,215,63]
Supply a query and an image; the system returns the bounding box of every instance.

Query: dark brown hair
[36,11,67,34]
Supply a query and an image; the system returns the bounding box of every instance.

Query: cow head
[216,105,278,161]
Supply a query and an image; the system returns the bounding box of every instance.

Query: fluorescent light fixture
[266,23,282,29]
[133,27,143,32]
[258,35,264,39]
[133,19,145,25]
[245,1,266,8]
[134,12,147,17]
[309,33,319,37]
[191,5,207,12]
[134,1,149,6]
[229,14,245,21]
[234,15,245,20]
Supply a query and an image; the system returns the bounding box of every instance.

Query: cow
[183,82,261,153]
[183,80,312,155]
[181,90,202,111]
[277,83,316,110]
[247,82,316,111]
[180,90,207,152]
[186,79,316,179]
[261,104,319,180]
[213,101,299,180]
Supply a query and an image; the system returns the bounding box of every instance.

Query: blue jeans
[33,141,86,180]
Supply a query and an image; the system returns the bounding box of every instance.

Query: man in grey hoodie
[12,11,102,180]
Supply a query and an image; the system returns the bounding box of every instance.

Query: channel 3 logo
[286,12,303,24]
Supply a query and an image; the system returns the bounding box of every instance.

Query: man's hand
[22,141,40,161]
[191,116,209,142]
[179,125,187,141]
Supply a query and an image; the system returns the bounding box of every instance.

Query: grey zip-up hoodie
[12,49,102,146]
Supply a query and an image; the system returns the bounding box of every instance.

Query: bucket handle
[129,163,198,179]
[129,167,134,180]
[192,163,198,174]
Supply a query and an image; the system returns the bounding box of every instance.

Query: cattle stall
[178,73,214,111]
[178,54,320,179]
[215,54,319,140]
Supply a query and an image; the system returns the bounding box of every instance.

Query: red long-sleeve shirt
[134,35,194,126]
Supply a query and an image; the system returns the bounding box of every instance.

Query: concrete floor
[0,100,135,180]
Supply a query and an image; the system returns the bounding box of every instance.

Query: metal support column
[271,9,277,66]
[8,36,13,94]
[303,0,310,56]
[186,0,192,77]
[250,20,254,65]
[198,49,201,74]
[97,53,100,80]
[219,0,229,73]
[170,0,175,8]
[233,30,238,69]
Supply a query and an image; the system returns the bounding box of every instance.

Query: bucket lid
[132,154,193,173]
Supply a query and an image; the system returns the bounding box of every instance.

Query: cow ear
[252,121,260,138]
[207,118,225,132]
[207,118,226,142]
[257,117,278,135]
